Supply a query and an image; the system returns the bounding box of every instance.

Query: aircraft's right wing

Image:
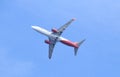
[56,18,75,36]
[48,37,57,59]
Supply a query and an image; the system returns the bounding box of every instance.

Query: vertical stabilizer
[74,39,86,56]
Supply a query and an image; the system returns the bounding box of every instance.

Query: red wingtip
[72,18,76,21]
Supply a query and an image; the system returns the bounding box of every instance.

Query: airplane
[32,18,85,59]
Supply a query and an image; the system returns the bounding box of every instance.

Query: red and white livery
[32,18,85,59]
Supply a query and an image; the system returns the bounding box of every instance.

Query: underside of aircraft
[32,18,85,59]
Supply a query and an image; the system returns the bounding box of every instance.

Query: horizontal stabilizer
[74,39,86,55]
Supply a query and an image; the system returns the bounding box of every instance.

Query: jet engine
[45,40,51,44]
[51,28,58,33]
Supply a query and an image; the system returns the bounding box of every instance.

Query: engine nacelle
[51,28,58,33]
[45,40,51,44]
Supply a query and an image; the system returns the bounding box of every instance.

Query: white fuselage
[32,26,68,41]
[32,26,79,48]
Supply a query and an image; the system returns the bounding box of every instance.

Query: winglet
[72,18,76,21]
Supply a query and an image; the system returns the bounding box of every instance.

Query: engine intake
[51,28,58,33]
[45,40,51,44]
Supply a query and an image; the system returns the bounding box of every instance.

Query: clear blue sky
[0,0,120,77]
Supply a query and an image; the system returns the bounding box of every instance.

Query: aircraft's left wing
[56,18,75,36]
[48,38,57,59]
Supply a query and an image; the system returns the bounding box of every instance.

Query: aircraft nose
[31,26,36,29]
[31,26,42,32]
[31,26,39,30]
